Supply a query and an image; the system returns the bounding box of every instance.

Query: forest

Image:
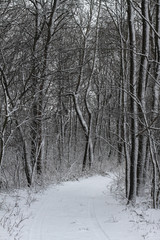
[0,0,160,209]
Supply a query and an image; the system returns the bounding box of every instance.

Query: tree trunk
[127,0,139,205]
[151,0,160,207]
[120,38,130,198]
[137,0,150,196]
[137,0,150,195]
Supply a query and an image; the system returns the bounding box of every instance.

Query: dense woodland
[0,0,160,208]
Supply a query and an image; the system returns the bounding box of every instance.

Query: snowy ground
[0,174,160,240]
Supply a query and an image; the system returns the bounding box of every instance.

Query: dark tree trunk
[127,0,139,205]
[137,0,150,196]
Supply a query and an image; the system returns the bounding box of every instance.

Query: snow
[0,174,160,240]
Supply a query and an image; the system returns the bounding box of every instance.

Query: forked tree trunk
[0,66,32,186]
[72,0,101,171]
[73,93,94,171]
[30,0,59,178]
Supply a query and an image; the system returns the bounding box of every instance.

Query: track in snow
[23,176,112,240]
[22,175,145,240]
[89,197,111,240]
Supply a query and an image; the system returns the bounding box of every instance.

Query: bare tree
[137,0,150,196]
[127,0,139,205]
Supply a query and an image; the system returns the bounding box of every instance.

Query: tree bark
[127,0,139,205]
[137,0,150,196]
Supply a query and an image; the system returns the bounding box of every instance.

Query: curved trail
[22,175,143,240]
[23,176,111,240]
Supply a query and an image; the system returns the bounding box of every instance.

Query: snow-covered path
[25,176,114,240]
[21,175,148,240]
[25,176,111,240]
